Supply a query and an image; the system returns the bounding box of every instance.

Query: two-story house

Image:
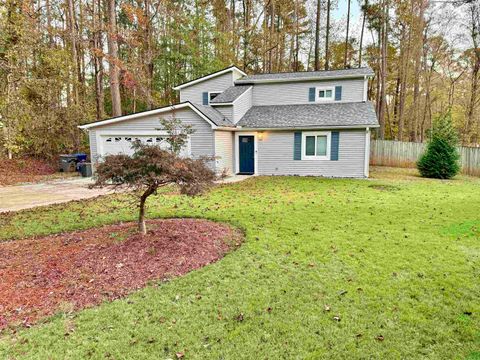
[79,66,379,178]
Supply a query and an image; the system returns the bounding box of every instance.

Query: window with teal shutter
[301,131,333,160]
[294,132,302,160]
[335,86,342,101]
[331,132,339,160]
[308,88,315,102]
[202,92,209,105]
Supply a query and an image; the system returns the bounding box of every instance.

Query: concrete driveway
[0,177,115,213]
[0,174,251,213]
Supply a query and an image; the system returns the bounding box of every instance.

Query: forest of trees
[0,0,479,159]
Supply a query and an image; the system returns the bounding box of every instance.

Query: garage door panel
[100,135,189,157]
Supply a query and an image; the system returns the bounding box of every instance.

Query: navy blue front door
[239,136,255,174]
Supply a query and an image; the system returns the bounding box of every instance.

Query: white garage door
[100,135,190,157]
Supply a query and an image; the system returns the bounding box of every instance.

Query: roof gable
[78,102,234,130]
[173,66,246,90]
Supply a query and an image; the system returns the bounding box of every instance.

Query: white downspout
[364,127,370,177]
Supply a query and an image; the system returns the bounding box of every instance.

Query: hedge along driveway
[1,169,480,359]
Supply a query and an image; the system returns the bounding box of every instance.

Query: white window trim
[315,86,335,102]
[235,132,258,175]
[208,91,222,104]
[301,131,331,160]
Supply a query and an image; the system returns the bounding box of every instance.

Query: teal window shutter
[335,86,342,101]
[202,92,209,105]
[308,88,315,102]
[294,132,302,160]
[331,132,339,160]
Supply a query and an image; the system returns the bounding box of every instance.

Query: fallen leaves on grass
[0,219,242,331]
[0,158,56,185]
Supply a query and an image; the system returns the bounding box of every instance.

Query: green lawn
[1,167,479,359]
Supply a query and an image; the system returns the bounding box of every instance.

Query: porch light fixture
[258,132,264,140]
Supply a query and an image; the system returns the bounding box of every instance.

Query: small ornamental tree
[417,112,460,179]
[159,117,195,155]
[93,122,216,235]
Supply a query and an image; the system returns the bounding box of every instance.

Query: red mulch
[0,219,242,331]
[0,158,56,185]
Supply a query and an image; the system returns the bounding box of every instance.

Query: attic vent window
[208,91,221,104]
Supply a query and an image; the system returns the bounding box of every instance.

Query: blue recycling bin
[74,153,88,162]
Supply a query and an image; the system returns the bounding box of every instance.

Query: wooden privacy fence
[370,139,480,176]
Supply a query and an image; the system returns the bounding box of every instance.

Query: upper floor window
[316,86,334,102]
[208,91,221,104]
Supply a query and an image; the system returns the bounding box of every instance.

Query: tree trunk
[293,0,300,71]
[46,0,53,45]
[143,0,154,110]
[67,0,79,104]
[398,24,411,142]
[93,0,104,120]
[231,0,236,58]
[411,0,426,142]
[393,74,400,135]
[464,2,480,145]
[325,0,331,70]
[138,186,155,235]
[314,0,321,70]
[139,195,147,235]
[358,0,366,68]
[378,0,388,139]
[106,0,122,117]
[344,0,351,68]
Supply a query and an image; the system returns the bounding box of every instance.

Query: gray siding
[179,72,235,104]
[89,130,98,161]
[233,86,253,123]
[257,130,366,177]
[252,78,365,106]
[213,105,233,122]
[90,107,214,160]
[214,131,234,174]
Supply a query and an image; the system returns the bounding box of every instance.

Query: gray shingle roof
[210,85,251,103]
[236,102,378,129]
[235,67,374,84]
[191,103,235,127]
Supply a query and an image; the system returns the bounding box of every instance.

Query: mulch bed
[0,158,56,186]
[0,219,242,331]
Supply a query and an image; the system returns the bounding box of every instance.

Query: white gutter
[364,127,371,177]
[234,124,379,131]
